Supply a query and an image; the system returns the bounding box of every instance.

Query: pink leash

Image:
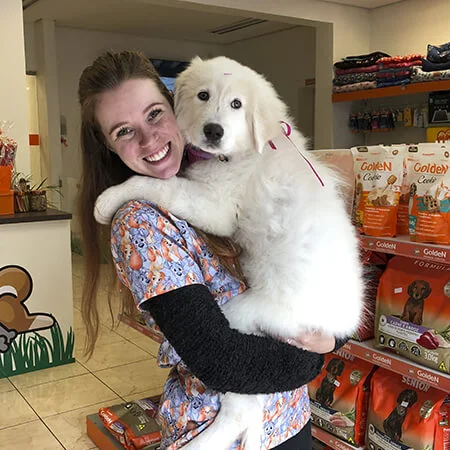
[268,121,325,187]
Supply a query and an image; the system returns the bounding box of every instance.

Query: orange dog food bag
[308,351,375,447]
[366,368,449,450]
[351,145,406,237]
[375,256,450,374]
[408,143,450,244]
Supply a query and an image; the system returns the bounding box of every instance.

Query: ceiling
[23,0,404,44]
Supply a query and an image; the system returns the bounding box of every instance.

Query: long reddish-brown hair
[78,50,243,357]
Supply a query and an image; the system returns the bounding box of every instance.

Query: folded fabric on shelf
[422,57,450,72]
[378,59,422,69]
[334,64,379,76]
[376,77,411,88]
[334,51,389,70]
[427,42,450,63]
[411,66,450,83]
[333,72,377,86]
[376,68,412,79]
[333,81,377,93]
[377,54,424,66]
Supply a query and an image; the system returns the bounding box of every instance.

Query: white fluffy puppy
[95,56,363,450]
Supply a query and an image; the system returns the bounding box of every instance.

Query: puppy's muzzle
[203,123,224,146]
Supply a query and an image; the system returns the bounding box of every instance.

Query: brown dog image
[400,280,431,325]
[383,389,417,441]
[0,265,54,352]
[315,358,345,407]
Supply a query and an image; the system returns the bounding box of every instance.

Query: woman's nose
[139,126,156,147]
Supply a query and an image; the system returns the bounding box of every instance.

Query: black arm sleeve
[141,283,324,395]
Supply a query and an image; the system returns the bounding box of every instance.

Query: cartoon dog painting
[0,265,55,353]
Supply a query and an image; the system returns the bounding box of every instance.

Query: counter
[0,209,75,377]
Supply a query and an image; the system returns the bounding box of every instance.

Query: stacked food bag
[351,143,450,244]
[0,121,16,215]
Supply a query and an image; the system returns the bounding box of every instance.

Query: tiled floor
[1,253,170,449]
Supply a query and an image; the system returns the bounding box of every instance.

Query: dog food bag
[99,398,161,450]
[375,256,450,374]
[352,250,389,342]
[407,143,450,244]
[351,144,406,237]
[308,351,375,446]
[397,147,417,236]
[366,368,450,450]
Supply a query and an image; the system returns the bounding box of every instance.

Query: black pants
[272,420,312,450]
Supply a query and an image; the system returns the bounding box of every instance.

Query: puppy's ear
[247,77,289,153]
[190,56,203,64]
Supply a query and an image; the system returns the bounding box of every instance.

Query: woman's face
[96,78,184,179]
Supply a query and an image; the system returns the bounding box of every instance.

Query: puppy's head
[174,56,290,158]
[396,389,418,415]
[408,280,431,301]
[326,358,345,377]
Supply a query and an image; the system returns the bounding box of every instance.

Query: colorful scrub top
[111,200,310,449]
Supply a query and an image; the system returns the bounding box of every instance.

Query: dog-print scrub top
[111,200,311,449]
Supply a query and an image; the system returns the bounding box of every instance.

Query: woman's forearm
[142,284,324,394]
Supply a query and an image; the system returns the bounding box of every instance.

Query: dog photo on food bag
[95,56,364,450]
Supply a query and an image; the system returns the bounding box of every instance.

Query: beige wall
[371,0,450,56]
[224,26,316,140]
[1,0,30,175]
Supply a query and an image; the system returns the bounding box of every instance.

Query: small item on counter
[0,121,17,167]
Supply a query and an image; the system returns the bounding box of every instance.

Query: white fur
[95,56,363,449]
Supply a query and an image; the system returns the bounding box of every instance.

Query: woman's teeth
[145,144,169,162]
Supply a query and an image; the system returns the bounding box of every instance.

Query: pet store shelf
[332,79,450,103]
[360,235,450,265]
[341,339,450,392]
[312,425,364,450]
[118,313,163,343]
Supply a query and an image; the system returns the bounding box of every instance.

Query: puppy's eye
[198,91,209,101]
[231,99,242,109]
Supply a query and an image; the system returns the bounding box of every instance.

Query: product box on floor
[89,397,162,450]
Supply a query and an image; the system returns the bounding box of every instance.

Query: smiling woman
[77,50,333,450]
[96,78,185,179]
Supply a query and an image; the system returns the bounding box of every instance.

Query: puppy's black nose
[203,123,224,143]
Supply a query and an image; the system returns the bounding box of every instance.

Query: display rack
[360,235,450,265]
[332,79,450,103]
[312,425,364,450]
[341,339,450,392]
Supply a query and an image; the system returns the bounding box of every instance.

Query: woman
[78,50,344,449]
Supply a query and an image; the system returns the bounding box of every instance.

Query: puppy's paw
[94,186,122,224]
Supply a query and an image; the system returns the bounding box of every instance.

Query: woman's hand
[286,331,336,354]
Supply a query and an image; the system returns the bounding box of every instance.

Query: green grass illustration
[0,322,75,378]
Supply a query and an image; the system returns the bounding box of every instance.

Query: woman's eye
[115,127,133,140]
[198,91,209,101]
[148,108,162,121]
[231,99,242,109]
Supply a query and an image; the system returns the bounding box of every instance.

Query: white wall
[153,0,371,61]
[224,26,316,140]
[26,26,222,231]
[371,0,450,56]
[1,0,30,175]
